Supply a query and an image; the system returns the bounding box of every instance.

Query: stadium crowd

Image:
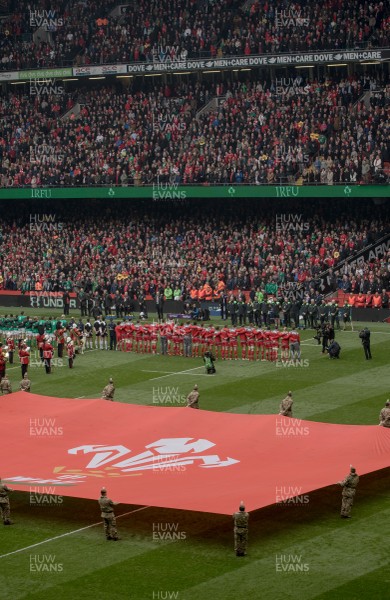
[0,201,388,299]
[0,0,389,70]
[0,76,388,187]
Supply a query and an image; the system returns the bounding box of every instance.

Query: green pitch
[1,309,389,600]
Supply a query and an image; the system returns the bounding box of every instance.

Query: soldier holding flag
[279,391,293,417]
[338,466,359,518]
[20,373,31,392]
[233,501,249,556]
[101,377,115,400]
[0,477,13,525]
[98,487,120,540]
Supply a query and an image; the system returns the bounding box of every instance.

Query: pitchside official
[359,327,372,360]
[109,320,117,351]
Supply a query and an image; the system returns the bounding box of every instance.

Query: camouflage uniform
[20,375,31,392]
[379,403,390,427]
[279,393,293,417]
[0,376,12,394]
[98,492,119,540]
[233,506,249,556]
[101,382,115,401]
[339,469,359,518]
[187,387,199,408]
[0,480,13,524]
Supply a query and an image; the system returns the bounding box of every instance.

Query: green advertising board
[0,185,388,200]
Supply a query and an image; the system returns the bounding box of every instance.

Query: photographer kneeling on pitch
[327,340,341,359]
[203,351,216,374]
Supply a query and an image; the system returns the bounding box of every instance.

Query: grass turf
[1,309,389,600]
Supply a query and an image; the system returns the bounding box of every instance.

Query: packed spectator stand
[0,200,388,301]
[0,75,389,187]
[0,2,388,311]
[0,0,389,70]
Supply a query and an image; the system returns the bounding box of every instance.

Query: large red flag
[2,393,390,514]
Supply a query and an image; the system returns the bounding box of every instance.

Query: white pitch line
[0,505,150,560]
[147,366,205,381]
[298,329,390,335]
[142,369,209,377]
[173,372,210,376]
[341,330,390,335]
[142,370,183,374]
